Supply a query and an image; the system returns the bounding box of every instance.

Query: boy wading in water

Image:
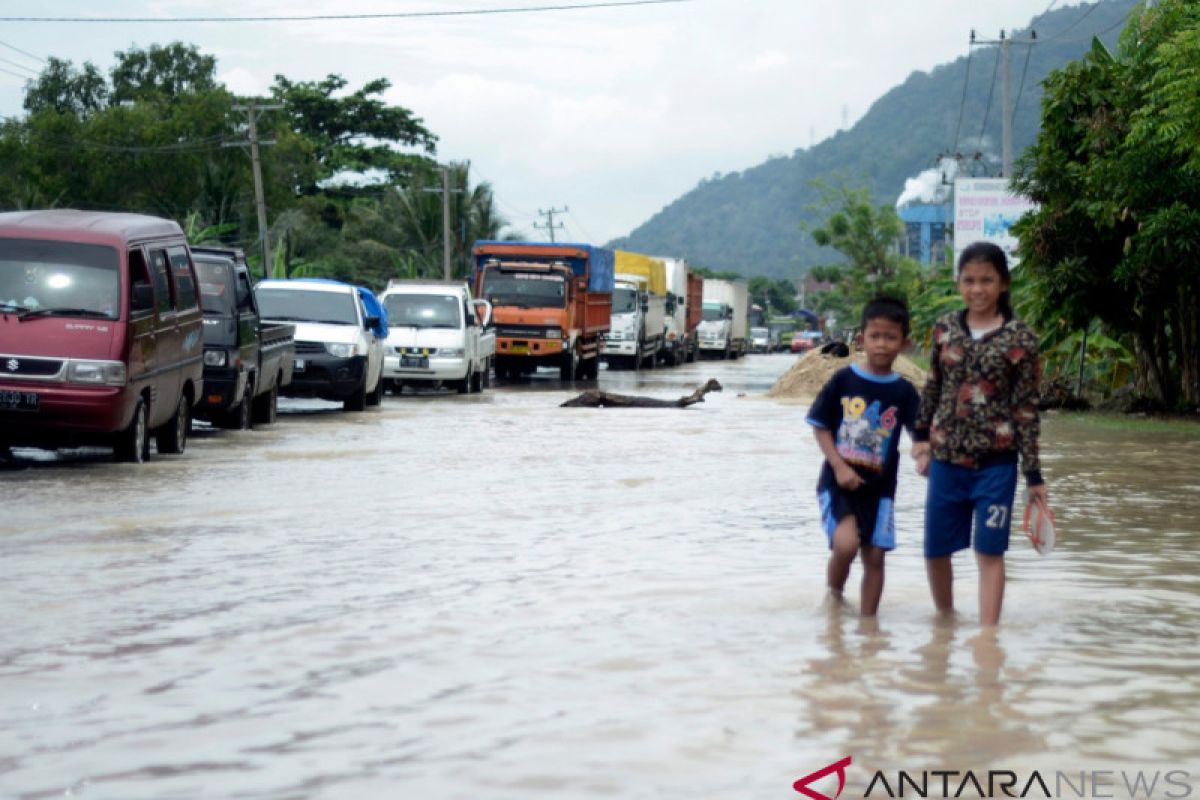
[807,297,920,615]
[912,242,1047,626]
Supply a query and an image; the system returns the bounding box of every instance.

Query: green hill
[610,0,1137,279]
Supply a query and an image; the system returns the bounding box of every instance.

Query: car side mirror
[472,299,493,328]
[365,314,381,331]
[132,283,154,312]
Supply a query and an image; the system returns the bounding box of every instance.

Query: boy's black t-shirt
[806,363,920,498]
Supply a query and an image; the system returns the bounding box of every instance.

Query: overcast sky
[0,0,1069,243]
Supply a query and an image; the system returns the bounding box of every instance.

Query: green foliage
[1013,0,1200,407]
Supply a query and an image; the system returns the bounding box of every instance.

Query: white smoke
[896,157,959,208]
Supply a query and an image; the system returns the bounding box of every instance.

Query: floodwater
[1,354,1198,799]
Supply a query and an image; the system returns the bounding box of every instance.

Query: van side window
[168,246,198,311]
[128,248,154,313]
[149,249,173,314]
[235,272,253,311]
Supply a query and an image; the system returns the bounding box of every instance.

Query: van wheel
[156,393,190,455]
[366,374,384,406]
[114,398,150,463]
[344,379,368,412]
[252,383,277,425]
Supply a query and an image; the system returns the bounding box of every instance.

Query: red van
[0,210,204,462]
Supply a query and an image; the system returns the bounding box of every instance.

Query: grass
[1057,411,1200,436]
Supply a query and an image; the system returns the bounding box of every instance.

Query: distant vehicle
[698,278,749,359]
[379,280,494,394]
[0,209,203,463]
[192,247,294,428]
[791,330,823,354]
[750,326,771,354]
[603,251,666,370]
[255,279,387,411]
[657,257,700,365]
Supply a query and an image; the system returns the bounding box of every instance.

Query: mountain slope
[611,0,1137,279]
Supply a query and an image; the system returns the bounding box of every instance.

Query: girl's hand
[912,442,931,477]
[1028,483,1049,507]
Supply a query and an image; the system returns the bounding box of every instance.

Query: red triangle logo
[793,756,853,800]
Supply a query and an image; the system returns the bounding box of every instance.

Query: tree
[110,43,218,104]
[23,57,108,115]
[1012,0,1200,407]
[805,182,911,306]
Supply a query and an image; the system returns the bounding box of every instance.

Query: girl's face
[957,259,1008,317]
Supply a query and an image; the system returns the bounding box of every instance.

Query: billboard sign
[953,178,1038,266]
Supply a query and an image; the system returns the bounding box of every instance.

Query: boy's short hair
[861,295,910,337]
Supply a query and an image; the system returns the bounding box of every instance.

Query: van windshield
[195,258,234,315]
[385,294,460,329]
[0,238,120,319]
[255,288,358,325]
[479,271,565,309]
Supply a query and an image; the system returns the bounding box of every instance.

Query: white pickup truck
[379,280,494,394]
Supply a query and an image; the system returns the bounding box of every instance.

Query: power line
[976,36,1002,147]
[0,55,38,75]
[0,40,45,64]
[0,65,32,81]
[0,1,690,24]
[950,45,973,153]
[1039,1,1100,42]
[1012,39,1035,125]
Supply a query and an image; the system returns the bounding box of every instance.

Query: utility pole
[534,206,567,243]
[972,29,1036,177]
[422,165,465,280]
[228,103,283,278]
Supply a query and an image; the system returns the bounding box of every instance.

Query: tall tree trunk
[1180,285,1200,406]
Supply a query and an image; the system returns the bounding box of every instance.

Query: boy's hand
[834,462,864,491]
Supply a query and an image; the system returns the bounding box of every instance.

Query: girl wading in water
[911,242,1047,626]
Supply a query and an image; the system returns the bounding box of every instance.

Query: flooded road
[2,354,1199,799]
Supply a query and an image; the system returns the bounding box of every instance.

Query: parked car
[254,278,386,411]
[0,209,203,462]
[192,247,294,428]
[750,326,771,353]
[379,280,493,394]
[791,331,822,353]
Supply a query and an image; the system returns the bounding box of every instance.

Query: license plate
[400,355,428,368]
[509,345,529,355]
[0,389,39,411]
[294,359,305,372]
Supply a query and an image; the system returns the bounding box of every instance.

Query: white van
[379,280,493,394]
[254,279,386,411]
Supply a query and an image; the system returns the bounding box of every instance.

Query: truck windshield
[611,287,637,314]
[701,304,725,322]
[0,238,120,319]
[480,271,565,309]
[385,294,461,329]
[195,258,234,315]
[255,288,358,325]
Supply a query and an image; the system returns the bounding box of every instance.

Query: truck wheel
[252,383,277,425]
[583,356,598,380]
[114,398,150,463]
[222,385,253,430]
[470,364,484,393]
[366,374,384,406]
[559,349,577,382]
[344,379,368,412]
[156,393,190,455]
[482,359,492,388]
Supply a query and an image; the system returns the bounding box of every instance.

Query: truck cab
[698,301,733,359]
[379,280,493,394]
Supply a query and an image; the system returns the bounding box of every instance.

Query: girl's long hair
[956,241,1013,317]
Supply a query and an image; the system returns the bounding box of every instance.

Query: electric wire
[0,40,45,64]
[0,1,690,24]
[0,55,38,75]
[950,45,973,154]
[976,40,1002,150]
[1039,1,1100,42]
[1012,40,1035,127]
[0,65,32,81]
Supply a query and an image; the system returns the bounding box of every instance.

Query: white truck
[657,257,695,366]
[379,280,494,394]
[604,272,666,370]
[698,278,749,359]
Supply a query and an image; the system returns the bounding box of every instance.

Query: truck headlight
[544,329,562,339]
[203,350,228,367]
[438,348,464,358]
[67,360,127,386]
[326,343,357,358]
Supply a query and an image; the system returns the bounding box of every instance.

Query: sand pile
[766,348,927,400]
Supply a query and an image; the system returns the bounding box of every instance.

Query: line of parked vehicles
[0,210,784,466]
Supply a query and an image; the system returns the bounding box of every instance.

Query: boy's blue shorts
[924,460,1018,558]
[819,488,896,551]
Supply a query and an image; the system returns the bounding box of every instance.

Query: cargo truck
[697,278,749,359]
[603,251,666,370]
[473,241,613,381]
[656,257,701,366]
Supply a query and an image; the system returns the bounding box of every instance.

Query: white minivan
[379,280,493,394]
[255,278,386,411]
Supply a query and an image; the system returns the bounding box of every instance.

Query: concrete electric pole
[228,103,283,277]
[972,29,1036,177]
[534,206,567,243]
[422,166,466,280]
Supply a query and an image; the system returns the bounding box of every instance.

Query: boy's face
[862,317,907,373]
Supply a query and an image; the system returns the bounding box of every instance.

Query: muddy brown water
[2,354,1198,799]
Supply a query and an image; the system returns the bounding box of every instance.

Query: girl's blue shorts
[924,460,1018,558]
